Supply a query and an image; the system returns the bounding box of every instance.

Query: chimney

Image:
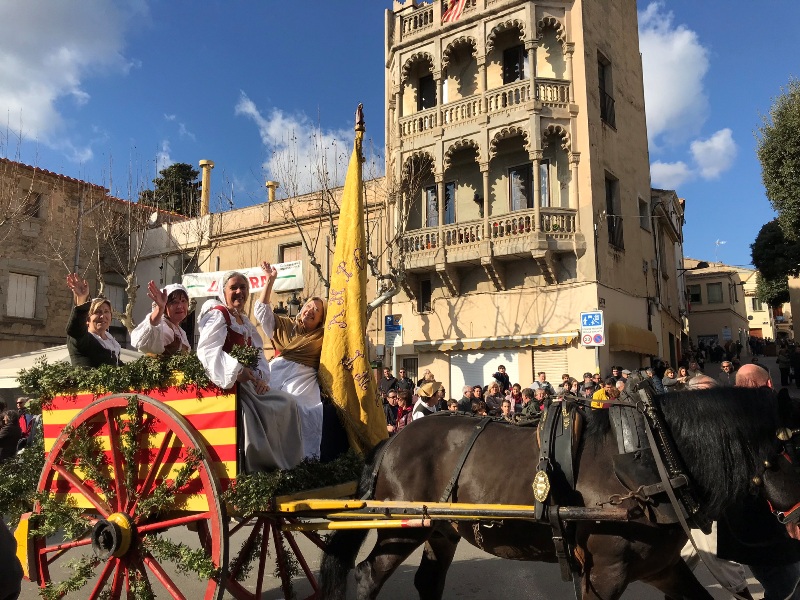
[199,159,215,216]
[265,180,279,203]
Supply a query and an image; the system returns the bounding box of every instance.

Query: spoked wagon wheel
[223,514,327,600]
[34,393,228,599]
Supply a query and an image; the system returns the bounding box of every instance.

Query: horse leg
[582,559,630,600]
[354,528,432,600]
[413,526,461,600]
[643,559,714,600]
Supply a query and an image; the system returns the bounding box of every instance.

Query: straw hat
[417,381,443,398]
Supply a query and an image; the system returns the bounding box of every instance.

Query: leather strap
[440,417,492,502]
[642,409,751,600]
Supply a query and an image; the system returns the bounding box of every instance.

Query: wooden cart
[15,383,627,599]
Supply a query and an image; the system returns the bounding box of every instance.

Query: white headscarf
[198,271,248,320]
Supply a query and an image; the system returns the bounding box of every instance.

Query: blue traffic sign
[581,311,603,328]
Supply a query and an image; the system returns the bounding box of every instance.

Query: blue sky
[1,1,798,268]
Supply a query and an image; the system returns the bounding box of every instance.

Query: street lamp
[287,292,302,318]
[677,261,709,274]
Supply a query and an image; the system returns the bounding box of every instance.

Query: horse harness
[532,399,585,595]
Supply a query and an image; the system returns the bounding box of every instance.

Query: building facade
[684,259,748,352]
[0,159,118,357]
[381,0,685,389]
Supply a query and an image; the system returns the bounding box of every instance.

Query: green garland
[223,450,364,516]
[17,353,216,408]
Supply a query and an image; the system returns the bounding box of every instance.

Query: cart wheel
[222,514,327,600]
[34,394,228,600]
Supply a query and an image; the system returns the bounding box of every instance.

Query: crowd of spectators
[376,342,795,433]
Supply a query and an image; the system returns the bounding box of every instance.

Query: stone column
[570,152,581,231]
[532,150,543,231]
[481,163,490,240]
[436,174,445,247]
[526,40,538,102]
[565,43,575,103]
[394,85,403,139]
[434,70,443,128]
[477,56,487,113]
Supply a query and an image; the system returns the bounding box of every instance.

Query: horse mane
[656,386,780,519]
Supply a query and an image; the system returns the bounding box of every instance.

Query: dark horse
[320,386,800,599]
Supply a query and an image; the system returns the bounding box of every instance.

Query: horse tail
[320,438,389,599]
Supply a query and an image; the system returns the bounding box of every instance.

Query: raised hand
[261,261,278,282]
[66,273,90,304]
[259,261,279,304]
[147,280,168,311]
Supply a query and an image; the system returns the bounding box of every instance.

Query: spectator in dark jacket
[645,367,665,394]
[383,391,398,435]
[0,410,22,461]
[492,365,511,393]
[395,368,415,392]
[0,518,22,600]
[377,368,398,398]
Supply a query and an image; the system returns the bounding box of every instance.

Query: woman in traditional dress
[197,271,302,471]
[130,281,191,355]
[65,273,121,368]
[255,261,326,460]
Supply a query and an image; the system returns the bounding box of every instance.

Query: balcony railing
[399,106,438,137]
[486,80,530,112]
[401,4,435,37]
[536,79,570,107]
[401,207,577,257]
[399,78,568,139]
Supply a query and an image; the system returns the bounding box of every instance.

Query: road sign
[580,310,605,347]
[385,314,401,332]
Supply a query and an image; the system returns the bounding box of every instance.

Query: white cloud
[690,128,737,179]
[0,0,141,159]
[235,92,357,196]
[177,122,196,141]
[164,114,176,121]
[156,140,172,172]
[651,161,693,189]
[639,2,710,148]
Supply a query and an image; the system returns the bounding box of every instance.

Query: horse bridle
[760,426,800,524]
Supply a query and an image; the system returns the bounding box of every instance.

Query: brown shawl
[271,302,326,369]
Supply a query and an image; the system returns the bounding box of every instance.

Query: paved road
[17,525,763,599]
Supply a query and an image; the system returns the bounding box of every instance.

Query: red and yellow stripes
[41,386,237,512]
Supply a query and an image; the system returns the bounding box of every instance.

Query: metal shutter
[450,349,521,396]
[531,348,569,384]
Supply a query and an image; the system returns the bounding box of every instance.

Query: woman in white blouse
[130,281,191,356]
[196,271,302,471]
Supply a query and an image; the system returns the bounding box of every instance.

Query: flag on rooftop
[318,105,388,455]
[442,0,468,23]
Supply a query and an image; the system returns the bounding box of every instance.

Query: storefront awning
[609,323,659,356]
[414,332,579,353]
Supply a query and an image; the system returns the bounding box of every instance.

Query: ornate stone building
[381,0,685,388]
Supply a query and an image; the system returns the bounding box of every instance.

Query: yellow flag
[319,108,388,454]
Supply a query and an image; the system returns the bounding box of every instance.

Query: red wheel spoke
[286,518,327,551]
[284,529,320,594]
[110,558,125,598]
[130,430,173,514]
[52,464,111,517]
[143,553,187,600]
[271,521,294,600]
[228,517,263,581]
[88,557,117,600]
[136,512,212,534]
[229,515,254,536]
[105,408,127,511]
[39,535,93,556]
[254,520,271,599]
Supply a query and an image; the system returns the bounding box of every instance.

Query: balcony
[399,78,569,140]
[400,207,585,290]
